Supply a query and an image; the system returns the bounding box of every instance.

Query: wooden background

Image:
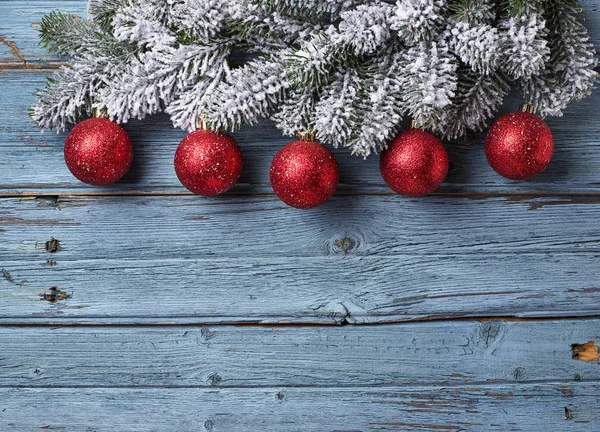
[1,1,600,430]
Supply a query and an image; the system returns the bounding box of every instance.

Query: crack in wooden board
[0,34,30,68]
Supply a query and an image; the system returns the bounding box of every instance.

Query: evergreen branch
[447,0,495,24]
[204,58,289,130]
[252,0,362,22]
[166,72,227,131]
[398,41,459,130]
[30,63,101,131]
[499,13,549,79]
[434,67,509,139]
[271,87,318,137]
[112,0,176,48]
[390,0,446,45]
[503,0,545,16]
[40,10,125,58]
[179,6,226,40]
[523,0,597,117]
[344,52,405,156]
[88,0,123,32]
[448,21,501,74]
[31,0,598,155]
[283,1,393,93]
[334,2,394,55]
[284,34,357,91]
[96,43,231,124]
[313,70,363,148]
[227,10,322,46]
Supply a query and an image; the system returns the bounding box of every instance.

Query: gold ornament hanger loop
[519,104,536,114]
[297,130,316,142]
[196,118,208,130]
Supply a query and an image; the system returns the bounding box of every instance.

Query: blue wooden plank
[1,195,600,323]
[2,253,600,324]
[0,0,84,66]
[3,195,600,260]
[1,321,598,387]
[2,70,600,194]
[1,384,599,431]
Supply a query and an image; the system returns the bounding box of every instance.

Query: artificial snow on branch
[32,0,598,157]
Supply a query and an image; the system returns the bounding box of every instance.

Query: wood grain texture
[2,71,600,195]
[1,1,600,430]
[3,194,600,259]
[1,321,599,387]
[2,195,600,323]
[1,384,598,432]
[2,253,600,324]
[0,0,83,66]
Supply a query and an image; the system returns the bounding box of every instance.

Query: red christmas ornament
[270,140,339,209]
[380,127,449,197]
[64,117,133,186]
[174,129,243,196]
[485,105,554,180]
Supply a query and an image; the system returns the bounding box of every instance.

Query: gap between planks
[1,315,600,327]
[0,379,600,392]
[4,190,600,198]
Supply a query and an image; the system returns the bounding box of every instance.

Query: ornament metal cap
[409,120,420,129]
[297,130,316,142]
[196,118,208,130]
[519,104,536,114]
[91,107,109,119]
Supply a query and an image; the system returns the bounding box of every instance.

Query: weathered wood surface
[2,384,598,432]
[0,0,84,66]
[1,321,598,387]
[3,253,600,324]
[0,0,599,195]
[2,71,600,194]
[2,195,600,323]
[1,322,599,430]
[4,194,600,259]
[2,0,600,430]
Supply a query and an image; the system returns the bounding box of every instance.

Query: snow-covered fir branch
[87,0,122,32]
[434,67,510,139]
[448,0,495,25]
[523,0,597,117]
[390,0,446,45]
[343,51,405,157]
[256,0,366,21]
[313,69,363,148]
[32,0,598,156]
[500,13,549,79]
[204,58,289,130]
[399,41,458,130]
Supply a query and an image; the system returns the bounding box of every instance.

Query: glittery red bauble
[380,129,449,197]
[174,129,243,196]
[270,140,339,209]
[485,111,554,180]
[64,118,133,186]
